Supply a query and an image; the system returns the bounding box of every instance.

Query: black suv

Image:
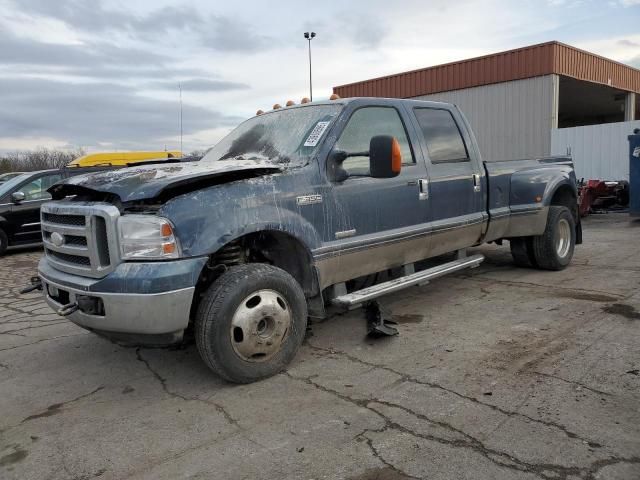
[0,167,111,255]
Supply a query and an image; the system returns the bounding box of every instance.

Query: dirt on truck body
[34,97,581,383]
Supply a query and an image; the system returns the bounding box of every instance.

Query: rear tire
[530,206,576,271]
[509,237,536,268]
[0,229,8,256]
[195,263,307,383]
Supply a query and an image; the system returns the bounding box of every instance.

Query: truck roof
[253,97,455,117]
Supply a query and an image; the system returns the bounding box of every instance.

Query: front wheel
[0,229,8,256]
[530,206,576,270]
[195,263,307,383]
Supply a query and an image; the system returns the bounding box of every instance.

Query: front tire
[0,229,8,256]
[195,263,307,383]
[530,206,576,270]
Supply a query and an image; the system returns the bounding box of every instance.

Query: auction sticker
[304,121,330,147]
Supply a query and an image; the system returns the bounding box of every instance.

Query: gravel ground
[1,213,639,480]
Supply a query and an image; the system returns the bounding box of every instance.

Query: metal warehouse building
[333,41,640,180]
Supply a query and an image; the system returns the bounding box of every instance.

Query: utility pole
[303,32,316,101]
[179,82,183,155]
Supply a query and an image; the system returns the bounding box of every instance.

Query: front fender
[160,198,321,257]
[194,205,322,257]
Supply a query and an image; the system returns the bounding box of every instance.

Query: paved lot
[1,213,639,480]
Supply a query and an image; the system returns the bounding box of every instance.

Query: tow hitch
[57,302,79,316]
[19,276,42,294]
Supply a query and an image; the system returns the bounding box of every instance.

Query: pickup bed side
[483,157,581,243]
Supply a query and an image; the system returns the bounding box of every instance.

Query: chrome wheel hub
[230,289,291,362]
[556,218,571,258]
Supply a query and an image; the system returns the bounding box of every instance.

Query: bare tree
[0,148,86,173]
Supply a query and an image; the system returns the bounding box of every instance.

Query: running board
[331,254,484,308]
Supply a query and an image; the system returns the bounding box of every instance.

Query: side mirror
[11,191,25,203]
[327,150,349,182]
[369,135,402,178]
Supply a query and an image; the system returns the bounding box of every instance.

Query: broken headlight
[118,215,180,260]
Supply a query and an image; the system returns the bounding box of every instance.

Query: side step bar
[332,254,484,308]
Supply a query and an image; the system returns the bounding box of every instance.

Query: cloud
[150,79,250,92]
[0,77,241,149]
[0,30,169,69]
[12,0,277,53]
[618,38,640,47]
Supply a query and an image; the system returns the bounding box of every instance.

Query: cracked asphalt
[1,213,639,480]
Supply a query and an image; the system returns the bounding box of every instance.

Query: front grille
[43,232,88,247]
[41,202,120,278]
[46,249,91,266]
[43,212,86,226]
[64,235,88,247]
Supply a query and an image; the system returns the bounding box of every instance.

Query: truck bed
[483,155,575,241]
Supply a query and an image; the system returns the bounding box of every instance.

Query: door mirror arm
[327,150,369,183]
[11,191,25,204]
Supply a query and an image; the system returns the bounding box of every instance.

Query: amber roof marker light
[303,31,316,101]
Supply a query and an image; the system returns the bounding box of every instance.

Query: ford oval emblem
[50,232,65,247]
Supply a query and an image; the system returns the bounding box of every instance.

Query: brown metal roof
[333,41,640,98]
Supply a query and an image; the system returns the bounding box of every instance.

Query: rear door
[410,106,485,256]
[8,172,62,244]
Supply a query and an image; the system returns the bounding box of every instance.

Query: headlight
[118,215,180,260]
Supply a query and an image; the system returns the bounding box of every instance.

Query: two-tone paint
[40,97,581,338]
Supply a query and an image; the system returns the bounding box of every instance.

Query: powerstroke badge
[296,194,323,206]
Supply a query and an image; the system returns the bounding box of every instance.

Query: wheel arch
[192,228,320,300]
[546,182,582,244]
[238,229,319,298]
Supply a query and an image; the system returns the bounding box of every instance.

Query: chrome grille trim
[41,202,121,278]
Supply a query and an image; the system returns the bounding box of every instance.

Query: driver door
[8,172,61,244]
[317,105,431,285]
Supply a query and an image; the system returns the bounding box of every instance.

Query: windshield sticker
[303,121,330,147]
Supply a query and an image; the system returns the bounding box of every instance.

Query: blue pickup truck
[36,97,581,383]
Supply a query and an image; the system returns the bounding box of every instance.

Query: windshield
[0,172,22,183]
[202,104,342,167]
[0,173,30,199]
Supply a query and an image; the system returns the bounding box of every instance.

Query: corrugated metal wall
[413,75,555,161]
[550,120,640,180]
[334,42,556,99]
[333,42,640,100]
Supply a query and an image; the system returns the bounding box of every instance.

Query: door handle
[473,174,481,193]
[418,179,429,200]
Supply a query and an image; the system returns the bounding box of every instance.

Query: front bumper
[38,256,207,336]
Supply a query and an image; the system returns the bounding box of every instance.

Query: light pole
[304,32,316,101]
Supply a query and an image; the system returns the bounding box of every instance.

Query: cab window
[335,107,414,175]
[414,108,469,163]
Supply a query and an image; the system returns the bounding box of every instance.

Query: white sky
[0,0,639,153]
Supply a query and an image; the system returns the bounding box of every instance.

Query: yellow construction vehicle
[68,151,182,168]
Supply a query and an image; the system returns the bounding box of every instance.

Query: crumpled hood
[50,160,282,202]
